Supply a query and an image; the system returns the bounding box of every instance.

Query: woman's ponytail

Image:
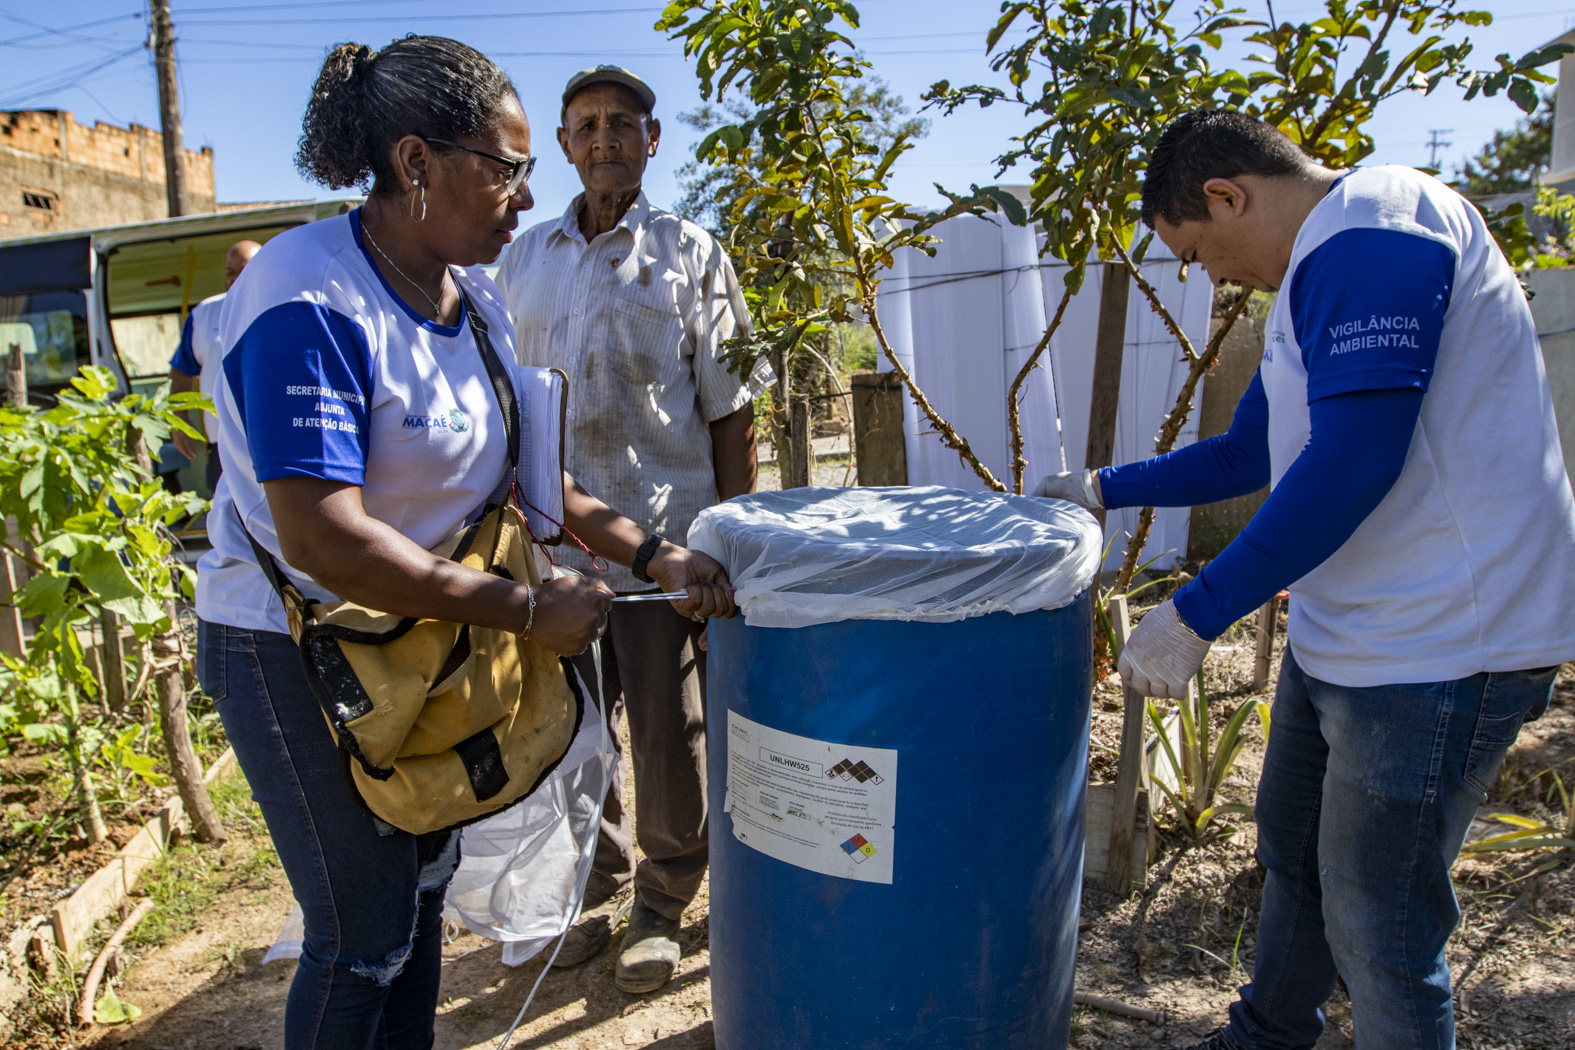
[296,42,378,190]
[293,36,516,195]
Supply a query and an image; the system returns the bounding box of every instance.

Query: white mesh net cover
[688,486,1102,629]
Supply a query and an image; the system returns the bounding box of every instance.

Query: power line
[180,46,986,65]
[175,29,986,51]
[177,7,659,26]
[176,0,433,10]
[0,44,147,100]
[1426,128,1454,168]
[0,9,135,51]
[0,12,142,46]
[0,44,146,109]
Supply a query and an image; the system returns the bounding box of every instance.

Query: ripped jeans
[198,620,459,1050]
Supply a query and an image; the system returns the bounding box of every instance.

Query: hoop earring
[409,179,426,223]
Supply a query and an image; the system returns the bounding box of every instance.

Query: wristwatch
[632,532,665,584]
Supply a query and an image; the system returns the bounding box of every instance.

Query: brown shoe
[550,888,630,969]
[614,897,682,993]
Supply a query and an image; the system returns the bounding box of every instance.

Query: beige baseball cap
[561,64,656,114]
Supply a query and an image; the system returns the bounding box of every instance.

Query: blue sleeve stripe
[1098,371,1271,509]
[168,311,199,375]
[1172,387,1423,640]
[222,301,373,485]
[1289,227,1454,402]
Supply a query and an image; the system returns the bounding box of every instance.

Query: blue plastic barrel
[706,594,1093,1049]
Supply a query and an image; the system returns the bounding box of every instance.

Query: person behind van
[195,36,736,1048]
[169,239,260,491]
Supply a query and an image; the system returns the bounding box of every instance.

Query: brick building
[0,109,216,236]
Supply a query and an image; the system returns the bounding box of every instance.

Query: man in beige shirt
[496,65,769,994]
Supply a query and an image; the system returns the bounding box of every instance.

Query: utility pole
[149,0,189,217]
[1426,128,1454,171]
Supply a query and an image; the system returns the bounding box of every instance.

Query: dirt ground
[7,609,1571,1049]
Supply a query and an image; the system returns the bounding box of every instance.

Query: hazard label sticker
[723,710,897,884]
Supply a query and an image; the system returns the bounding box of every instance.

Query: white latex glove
[1031,469,1102,511]
[1118,599,1212,699]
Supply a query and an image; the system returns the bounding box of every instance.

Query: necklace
[362,223,449,317]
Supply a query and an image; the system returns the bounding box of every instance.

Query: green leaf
[15,572,71,618]
[1132,230,1155,264]
[95,986,143,1025]
[1508,78,1538,114]
[1196,802,1256,827]
[978,185,1028,226]
[21,722,67,744]
[76,546,142,603]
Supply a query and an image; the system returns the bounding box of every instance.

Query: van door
[0,235,97,406]
[101,223,295,505]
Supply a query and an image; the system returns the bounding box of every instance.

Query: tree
[929,0,1247,495]
[1455,92,1554,196]
[674,76,928,238]
[673,99,758,236]
[663,0,1565,576]
[672,73,931,483]
[658,0,1022,491]
[0,368,223,844]
[939,0,1568,592]
[1236,2,1563,166]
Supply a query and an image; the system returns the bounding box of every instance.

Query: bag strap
[457,284,519,475]
[234,507,313,620]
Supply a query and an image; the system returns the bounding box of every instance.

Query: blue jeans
[198,620,460,1050]
[1226,649,1556,1050]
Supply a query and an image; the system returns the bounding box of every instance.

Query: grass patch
[125,769,278,952]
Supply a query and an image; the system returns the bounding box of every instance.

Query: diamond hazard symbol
[839,833,878,863]
[826,758,884,785]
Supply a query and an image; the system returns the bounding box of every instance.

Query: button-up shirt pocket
[609,295,682,386]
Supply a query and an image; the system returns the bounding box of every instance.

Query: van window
[0,290,90,392]
[103,223,295,399]
[110,313,184,389]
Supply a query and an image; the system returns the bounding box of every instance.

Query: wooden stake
[1253,591,1285,693]
[788,398,812,488]
[851,371,907,486]
[1104,594,1147,895]
[0,523,25,660]
[27,926,58,985]
[1083,262,1130,476]
[6,343,26,407]
[99,610,125,712]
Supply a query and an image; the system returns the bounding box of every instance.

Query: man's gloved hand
[1118,599,1212,699]
[1031,469,1102,511]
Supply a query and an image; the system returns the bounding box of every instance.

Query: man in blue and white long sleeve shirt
[1036,111,1575,1050]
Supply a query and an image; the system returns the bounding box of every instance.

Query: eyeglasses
[426,138,535,196]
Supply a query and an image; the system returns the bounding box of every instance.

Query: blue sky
[3,1,1574,224]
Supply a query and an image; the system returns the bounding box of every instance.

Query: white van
[0,199,360,541]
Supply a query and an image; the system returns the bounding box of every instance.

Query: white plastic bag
[688,486,1102,628]
[264,661,614,969]
[262,903,304,966]
[443,689,614,966]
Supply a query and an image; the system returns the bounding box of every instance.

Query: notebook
[510,366,568,545]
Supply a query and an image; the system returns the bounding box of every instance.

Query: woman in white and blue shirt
[196,37,735,1048]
